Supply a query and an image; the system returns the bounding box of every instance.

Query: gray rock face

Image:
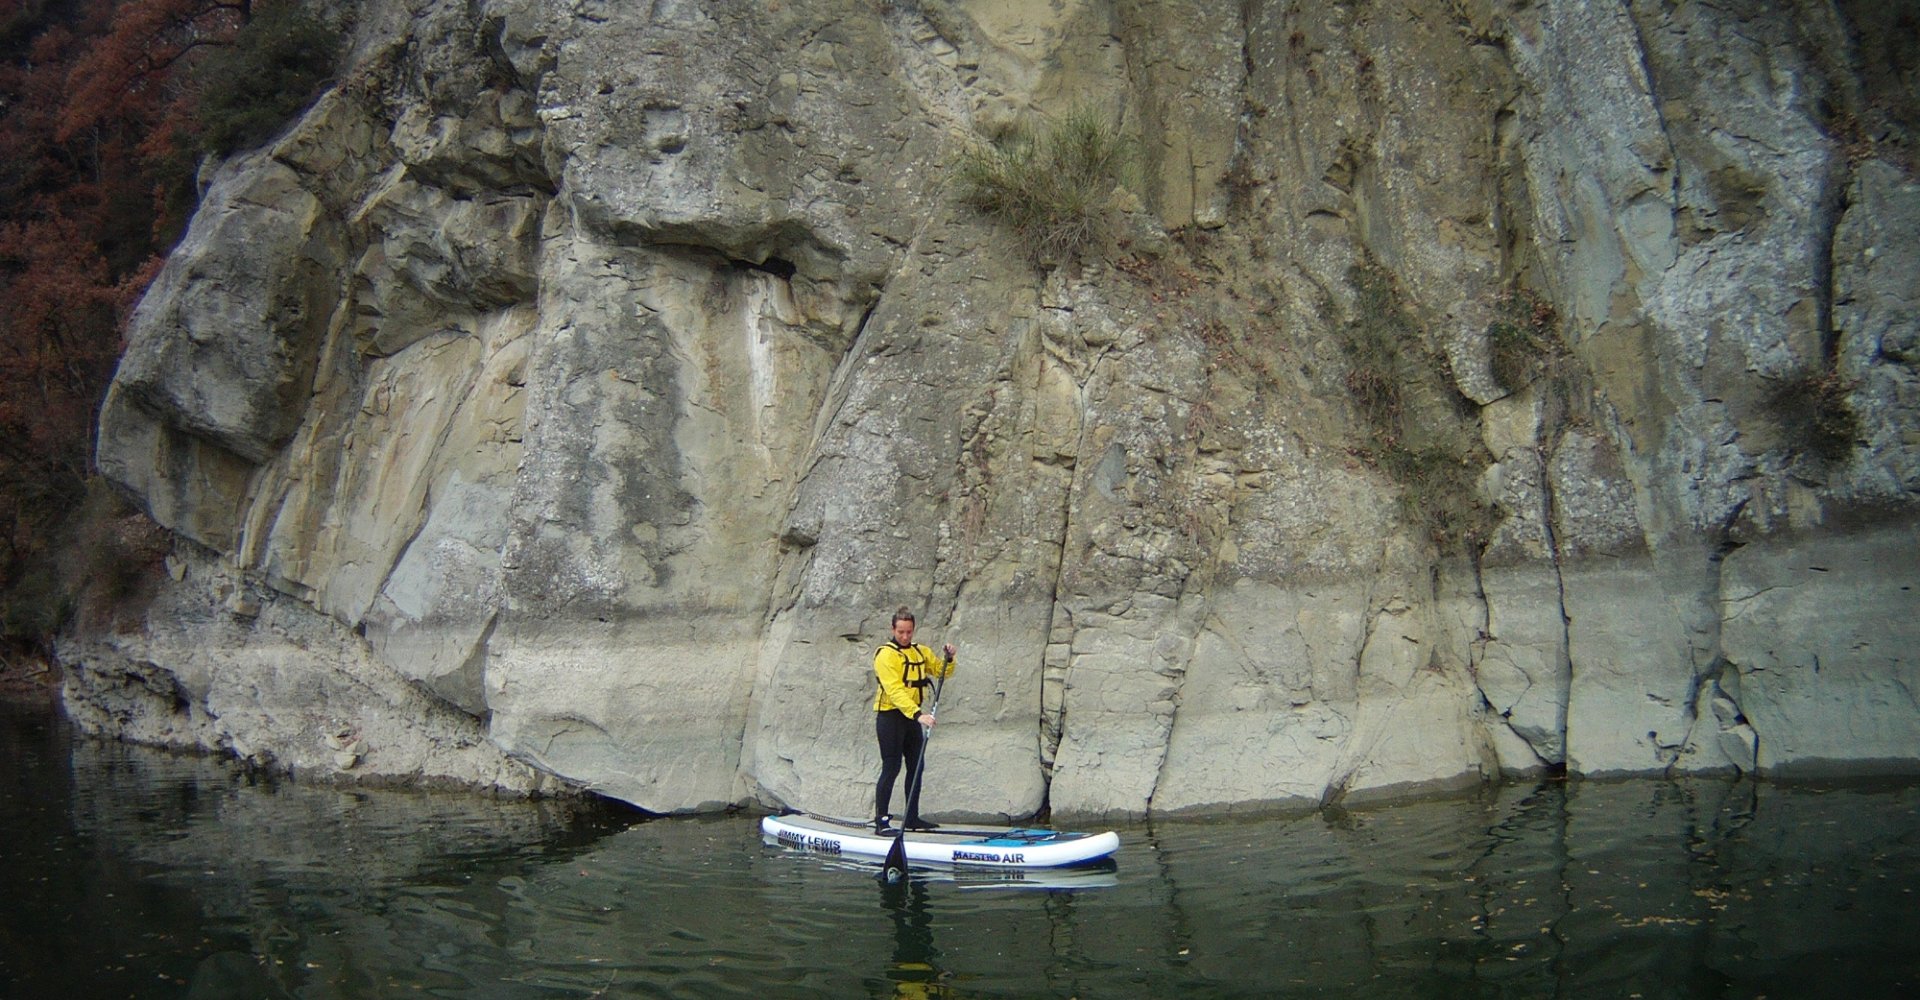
[69,0,1920,816]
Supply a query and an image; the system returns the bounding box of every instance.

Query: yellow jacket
[873,642,954,718]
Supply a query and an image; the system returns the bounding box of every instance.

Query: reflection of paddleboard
[761,813,1120,870]
[806,855,1119,890]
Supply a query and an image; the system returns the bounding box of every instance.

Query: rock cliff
[64,0,1920,818]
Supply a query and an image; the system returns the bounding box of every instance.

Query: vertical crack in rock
[1814,160,1850,368]
[1466,538,1552,774]
[1036,349,1097,806]
[1143,588,1210,815]
[1144,426,1243,812]
[1320,577,1387,809]
[747,271,883,764]
[1320,766,1353,810]
[1033,477,1074,811]
[1688,498,1760,774]
[1539,441,1575,766]
[793,296,883,496]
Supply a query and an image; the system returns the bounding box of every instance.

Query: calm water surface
[3,699,1917,999]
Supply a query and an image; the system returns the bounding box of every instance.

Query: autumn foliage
[0,0,334,651]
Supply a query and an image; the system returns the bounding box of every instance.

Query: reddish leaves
[0,0,259,642]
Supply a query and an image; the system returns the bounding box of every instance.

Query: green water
[3,699,1916,999]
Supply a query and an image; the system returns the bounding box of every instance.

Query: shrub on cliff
[1767,367,1859,467]
[1486,289,1559,395]
[956,106,1131,268]
[2,477,167,648]
[192,3,337,155]
[1338,261,1494,553]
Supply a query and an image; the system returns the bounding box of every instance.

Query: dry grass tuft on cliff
[956,106,1132,268]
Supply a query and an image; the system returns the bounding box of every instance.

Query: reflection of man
[872,607,955,832]
[877,878,949,998]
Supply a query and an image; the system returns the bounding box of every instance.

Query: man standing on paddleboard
[873,607,955,833]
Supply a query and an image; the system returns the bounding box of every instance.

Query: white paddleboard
[761,812,1120,870]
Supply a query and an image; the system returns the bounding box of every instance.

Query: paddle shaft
[883,667,946,882]
[904,673,943,809]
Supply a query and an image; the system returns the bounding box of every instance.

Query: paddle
[881,668,946,884]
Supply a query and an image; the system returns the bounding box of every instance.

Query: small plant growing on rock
[1381,444,1487,549]
[1337,260,1416,434]
[1337,260,1494,553]
[1767,366,1860,467]
[1485,288,1558,394]
[955,106,1131,268]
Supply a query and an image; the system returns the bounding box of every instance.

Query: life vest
[874,641,937,713]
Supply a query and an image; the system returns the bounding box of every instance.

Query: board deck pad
[761,812,1120,870]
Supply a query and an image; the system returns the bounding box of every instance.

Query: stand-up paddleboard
[761,813,1119,870]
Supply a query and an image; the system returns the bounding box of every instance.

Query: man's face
[891,618,915,646]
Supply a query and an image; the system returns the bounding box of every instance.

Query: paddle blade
[881,830,908,884]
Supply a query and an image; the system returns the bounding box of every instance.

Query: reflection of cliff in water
[39,717,637,998]
[1,702,241,997]
[1142,777,1917,996]
[66,736,613,901]
[6,695,1918,998]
